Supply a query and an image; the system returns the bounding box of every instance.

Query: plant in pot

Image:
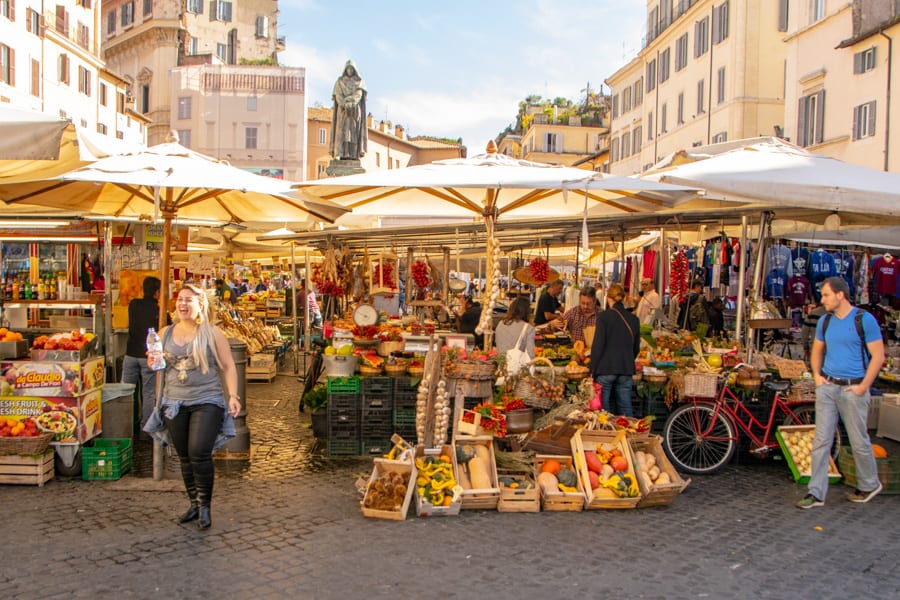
[302,383,328,438]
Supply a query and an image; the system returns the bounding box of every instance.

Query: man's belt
[823,373,864,386]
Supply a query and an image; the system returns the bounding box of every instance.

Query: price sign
[188,254,215,275]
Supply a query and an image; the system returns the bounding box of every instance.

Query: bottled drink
[24,279,32,300]
[11,277,19,300]
[146,328,166,371]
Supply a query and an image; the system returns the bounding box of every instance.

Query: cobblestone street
[1,366,899,600]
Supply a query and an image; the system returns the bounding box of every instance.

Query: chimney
[366,113,374,128]
[380,120,390,133]
[395,124,404,139]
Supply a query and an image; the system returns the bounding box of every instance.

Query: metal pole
[290,242,299,373]
[736,215,748,347]
[102,222,114,380]
[153,210,172,481]
[304,248,311,353]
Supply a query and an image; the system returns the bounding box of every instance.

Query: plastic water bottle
[146,328,166,371]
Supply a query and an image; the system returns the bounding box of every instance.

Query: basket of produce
[384,363,408,377]
[514,357,566,409]
[775,359,808,380]
[644,373,668,386]
[734,365,762,390]
[0,426,53,456]
[564,360,591,382]
[443,359,497,381]
[407,364,425,377]
[359,364,383,376]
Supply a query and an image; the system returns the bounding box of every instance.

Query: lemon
[324,346,336,356]
[336,344,354,356]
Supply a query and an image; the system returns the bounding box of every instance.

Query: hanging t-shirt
[641,249,657,281]
[873,254,899,295]
[831,250,856,298]
[808,249,836,284]
[766,244,793,277]
[765,269,788,299]
[791,247,811,279]
[786,275,814,308]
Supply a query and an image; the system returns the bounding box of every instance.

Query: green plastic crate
[327,376,360,394]
[775,425,841,484]
[838,446,900,494]
[82,438,133,480]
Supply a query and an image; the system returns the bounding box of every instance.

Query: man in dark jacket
[590,283,641,416]
[121,276,170,427]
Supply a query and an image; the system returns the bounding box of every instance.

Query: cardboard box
[1,356,105,397]
[360,458,416,521]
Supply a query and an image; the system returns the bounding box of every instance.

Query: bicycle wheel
[782,405,844,460]
[663,403,736,474]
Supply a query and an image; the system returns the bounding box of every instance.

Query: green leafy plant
[302,383,328,412]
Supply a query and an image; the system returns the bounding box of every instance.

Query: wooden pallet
[246,363,277,383]
[0,451,54,486]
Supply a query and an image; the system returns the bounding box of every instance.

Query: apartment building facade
[606,0,787,175]
[0,0,145,145]
[784,0,900,171]
[101,0,284,151]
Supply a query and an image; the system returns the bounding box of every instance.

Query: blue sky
[277,0,646,154]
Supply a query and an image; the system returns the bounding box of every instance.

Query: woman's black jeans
[165,403,223,507]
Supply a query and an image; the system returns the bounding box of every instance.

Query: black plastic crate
[362,393,392,411]
[327,392,360,411]
[393,407,416,429]
[361,424,394,441]
[394,376,419,396]
[361,377,393,396]
[394,390,417,410]
[361,407,392,427]
[360,437,392,456]
[327,408,359,428]
[327,431,360,456]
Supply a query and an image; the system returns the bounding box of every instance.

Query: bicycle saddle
[764,380,791,393]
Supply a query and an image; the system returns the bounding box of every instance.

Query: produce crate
[0,450,54,486]
[877,394,900,441]
[415,445,462,517]
[534,454,584,512]
[326,429,359,457]
[327,392,360,412]
[838,446,900,494]
[248,353,276,368]
[628,435,691,508]
[327,376,360,395]
[775,359,808,379]
[361,437,393,456]
[454,436,500,510]
[82,438,133,480]
[571,430,642,509]
[245,362,277,382]
[496,470,540,513]
[361,458,417,520]
[775,425,841,484]
[361,376,393,396]
[682,372,719,398]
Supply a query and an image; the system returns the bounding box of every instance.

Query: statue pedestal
[326,159,365,176]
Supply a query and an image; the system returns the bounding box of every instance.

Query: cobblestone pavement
[1,364,899,600]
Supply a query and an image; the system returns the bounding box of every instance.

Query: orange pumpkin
[872,444,888,459]
[540,459,562,475]
[609,456,629,472]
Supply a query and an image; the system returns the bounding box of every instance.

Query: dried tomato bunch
[412,260,430,289]
[373,263,397,289]
[529,258,550,284]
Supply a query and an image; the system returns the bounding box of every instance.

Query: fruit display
[415,453,458,507]
[0,328,24,342]
[0,416,43,438]
[781,429,814,474]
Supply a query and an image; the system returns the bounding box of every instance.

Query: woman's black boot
[195,470,214,530]
[178,466,199,523]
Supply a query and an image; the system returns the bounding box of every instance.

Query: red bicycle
[662,365,841,474]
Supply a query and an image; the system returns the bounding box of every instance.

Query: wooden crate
[571,430,642,509]
[496,471,540,513]
[0,451,54,486]
[360,458,416,521]
[415,445,462,517]
[628,435,691,508]
[455,436,500,510]
[534,454,584,512]
[245,362,277,382]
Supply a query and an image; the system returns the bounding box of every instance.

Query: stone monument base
[326,159,365,176]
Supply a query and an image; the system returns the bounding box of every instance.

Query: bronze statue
[330,60,367,160]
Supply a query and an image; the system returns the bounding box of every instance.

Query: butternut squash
[537,471,560,495]
[457,464,472,489]
[655,471,671,485]
[467,456,493,489]
[473,443,491,463]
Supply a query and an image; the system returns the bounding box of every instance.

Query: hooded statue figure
[330,60,368,160]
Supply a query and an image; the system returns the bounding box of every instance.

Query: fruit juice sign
[0,396,46,418]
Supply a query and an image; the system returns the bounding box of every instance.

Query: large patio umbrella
[0,134,349,330]
[291,142,697,343]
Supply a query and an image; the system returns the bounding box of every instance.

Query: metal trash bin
[101,383,137,439]
[218,339,251,454]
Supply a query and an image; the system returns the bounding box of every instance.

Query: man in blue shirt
[797,277,885,509]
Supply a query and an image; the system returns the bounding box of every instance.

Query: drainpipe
[653,49,660,161]
[707,5,715,145]
[881,31,892,172]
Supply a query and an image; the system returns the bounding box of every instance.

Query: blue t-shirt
[765,268,788,299]
[815,307,881,379]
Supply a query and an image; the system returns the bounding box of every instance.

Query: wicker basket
[514,357,565,410]
[644,374,668,386]
[407,366,425,377]
[384,364,408,377]
[0,433,54,456]
[683,372,719,398]
[359,365,383,376]
[443,359,497,381]
[787,379,816,402]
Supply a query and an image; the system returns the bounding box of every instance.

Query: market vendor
[295,279,323,330]
[634,278,661,325]
[535,279,564,325]
[214,278,237,303]
[454,294,483,348]
[426,294,453,327]
[552,287,597,345]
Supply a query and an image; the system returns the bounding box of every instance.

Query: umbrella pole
[290,242,299,373]
[154,212,173,481]
[102,222,114,380]
[736,214,748,347]
[304,248,310,353]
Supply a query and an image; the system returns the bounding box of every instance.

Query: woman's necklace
[167,325,199,382]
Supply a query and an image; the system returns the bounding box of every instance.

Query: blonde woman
[147,284,240,530]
